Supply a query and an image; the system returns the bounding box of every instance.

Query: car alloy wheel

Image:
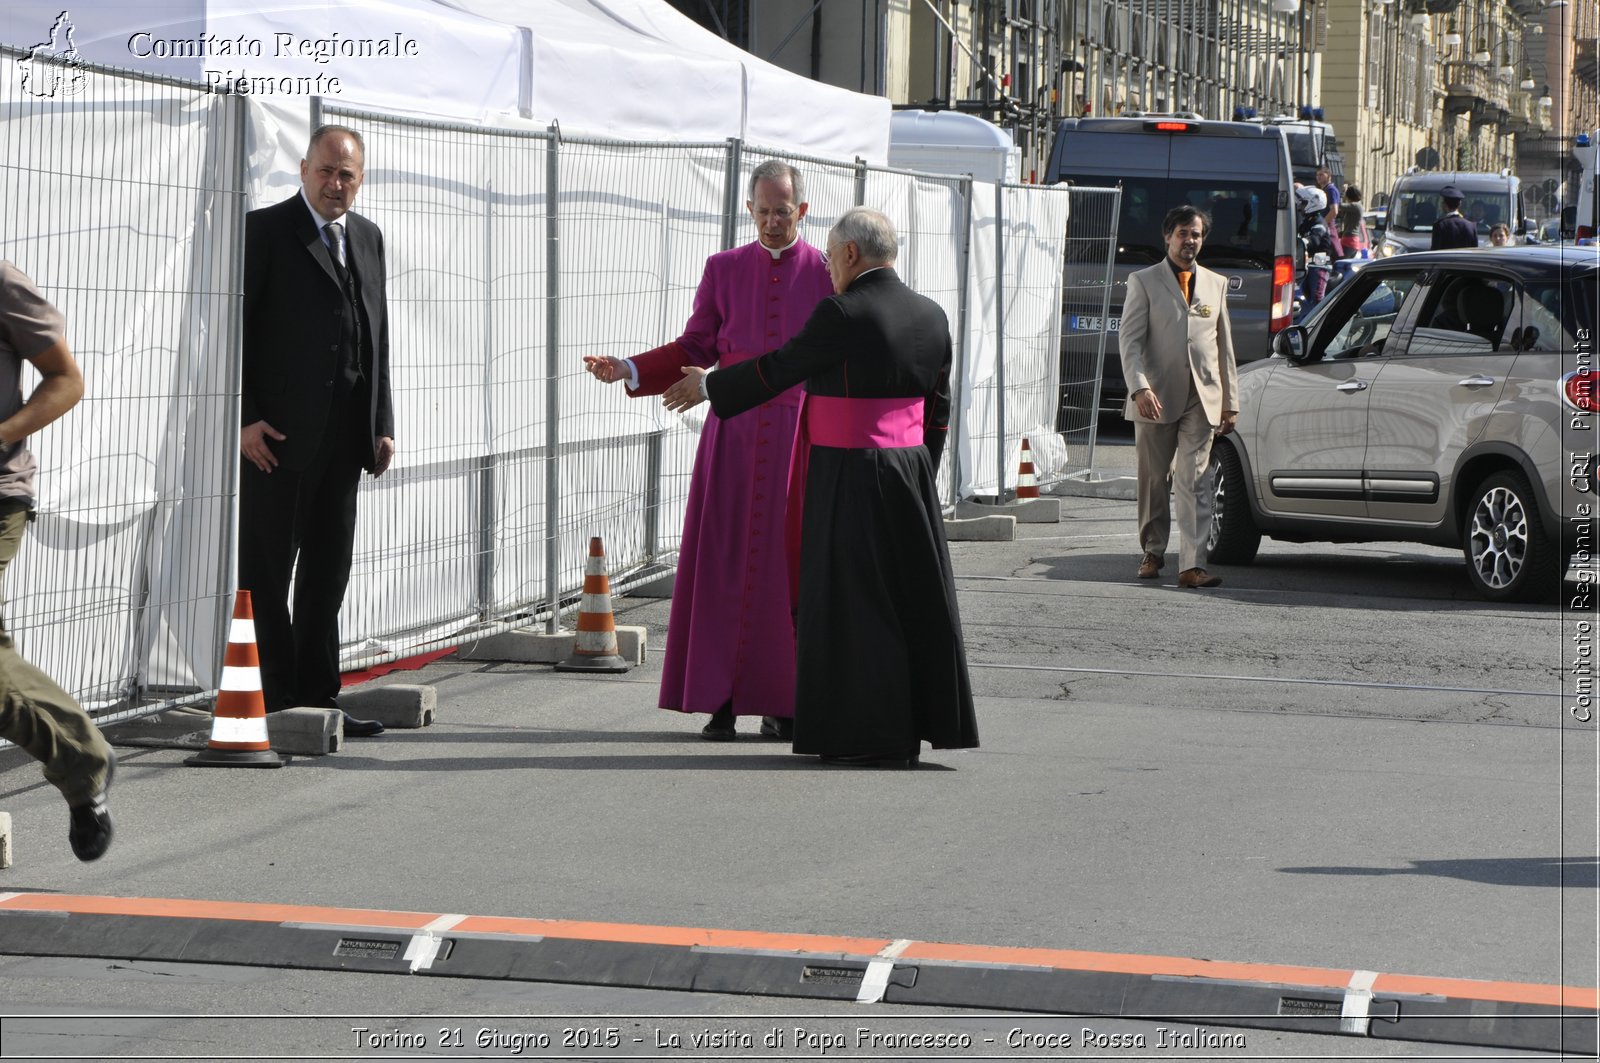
[1206,441,1261,564]
[1463,470,1556,602]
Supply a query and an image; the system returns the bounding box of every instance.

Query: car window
[1407,274,1517,356]
[1516,280,1566,351]
[1065,174,1280,268]
[1312,271,1422,360]
[1389,193,1437,233]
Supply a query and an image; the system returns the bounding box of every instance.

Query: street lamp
[1472,37,1492,64]
[1272,0,1299,14]
[1443,18,1462,47]
[1538,84,1553,108]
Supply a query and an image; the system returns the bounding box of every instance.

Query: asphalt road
[0,479,1592,1061]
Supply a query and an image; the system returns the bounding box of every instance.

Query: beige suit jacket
[1119,259,1239,425]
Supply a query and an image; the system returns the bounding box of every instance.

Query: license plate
[1070,315,1120,332]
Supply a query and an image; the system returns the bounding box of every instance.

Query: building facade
[672,0,1597,219]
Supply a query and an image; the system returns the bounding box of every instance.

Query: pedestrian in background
[1314,167,1343,258]
[1336,184,1369,258]
[1488,223,1513,247]
[1119,205,1240,590]
[0,262,114,861]
[665,208,978,769]
[238,125,394,737]
[1431,186,1478,250]
[1295,186,1338,320]
[583,162,832,743]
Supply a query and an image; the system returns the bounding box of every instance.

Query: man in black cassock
[663,207,979,769]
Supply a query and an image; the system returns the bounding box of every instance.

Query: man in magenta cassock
[584,161,831,741]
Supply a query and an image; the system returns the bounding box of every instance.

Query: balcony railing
[1444,60,1512,119]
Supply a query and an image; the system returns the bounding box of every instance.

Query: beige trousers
[0,500,112,805]
[1134,391,1217,574]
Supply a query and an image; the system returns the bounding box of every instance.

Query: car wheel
[1207,441,1261,565]
[1462,470,1558,602]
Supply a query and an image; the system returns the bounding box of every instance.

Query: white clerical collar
[762,234,801,260]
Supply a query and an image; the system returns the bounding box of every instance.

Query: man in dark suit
[239,125,394,736]
[1430,185,1478,250]
[663,207,979,769]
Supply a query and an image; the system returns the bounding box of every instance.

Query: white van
[1376,170,1530,255]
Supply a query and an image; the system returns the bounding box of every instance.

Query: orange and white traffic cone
[555,537,632,674]
[1016,437,1040,499]
[186,590,285,768]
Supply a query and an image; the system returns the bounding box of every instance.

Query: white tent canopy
[3,0,890,162]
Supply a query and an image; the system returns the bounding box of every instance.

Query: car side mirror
[1274,325,1311,363]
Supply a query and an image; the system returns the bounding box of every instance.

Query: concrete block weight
[340,684,437,728]
[456,625,647,666]
[942,514,1017,542]
[955,496,1062,524]
[267,708,341,755]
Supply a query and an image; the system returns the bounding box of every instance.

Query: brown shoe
[1177,567,1222,588]
[1137,552,1163,579]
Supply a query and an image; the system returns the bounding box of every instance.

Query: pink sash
[785,395,926,601]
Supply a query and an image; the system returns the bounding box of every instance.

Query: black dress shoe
[819,752,919,770]
[342,712,385,737]
[759,716,794,740]
[700,705,735,742]
[68,754,114,862]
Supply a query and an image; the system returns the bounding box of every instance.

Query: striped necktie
[324,221,346,269]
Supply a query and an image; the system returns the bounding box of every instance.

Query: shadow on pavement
[1030,550,1534,609]
[294,753,960,773]
[1278,856,1599,889]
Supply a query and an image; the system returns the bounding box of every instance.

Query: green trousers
[0,499,111,805]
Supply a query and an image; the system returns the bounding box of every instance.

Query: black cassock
[705,267,979,759]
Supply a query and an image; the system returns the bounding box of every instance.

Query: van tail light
[1564,369,1599,414]
[1269,255,1295,333]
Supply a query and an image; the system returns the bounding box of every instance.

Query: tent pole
[544,123,563,634]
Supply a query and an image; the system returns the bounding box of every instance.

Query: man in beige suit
[1120,204,1239,588]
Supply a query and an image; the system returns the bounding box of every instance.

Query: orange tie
[1178,270,1192,304]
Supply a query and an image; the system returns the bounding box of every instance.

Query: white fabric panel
[999,183,1071,485]
[564,0,892,162]
[4,0,887,165]
[3,0,523,118]
[1,56,241,703]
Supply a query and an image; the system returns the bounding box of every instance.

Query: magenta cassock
[627,238,833,720]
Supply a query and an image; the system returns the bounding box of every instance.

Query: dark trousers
[238,399,367,712]
[0,499,112,804]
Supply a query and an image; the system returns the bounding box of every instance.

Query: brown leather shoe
[1137,552,1163,579]
[1177,567,1222,588]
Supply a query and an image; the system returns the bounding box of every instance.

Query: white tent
[2,0,890,162]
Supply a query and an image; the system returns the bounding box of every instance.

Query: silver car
[1208,246,1597,602]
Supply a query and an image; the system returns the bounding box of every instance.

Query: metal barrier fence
[1058,186,1124,478]
[1,52,1115,722]
[0,49,246,721]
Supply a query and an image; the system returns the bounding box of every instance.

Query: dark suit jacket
[1431,211,1479,250]
[704,268,952,468]
[242,194,393,472]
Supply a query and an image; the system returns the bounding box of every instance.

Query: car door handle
[1457,375,1496,388]
[1336,380,1369,392]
